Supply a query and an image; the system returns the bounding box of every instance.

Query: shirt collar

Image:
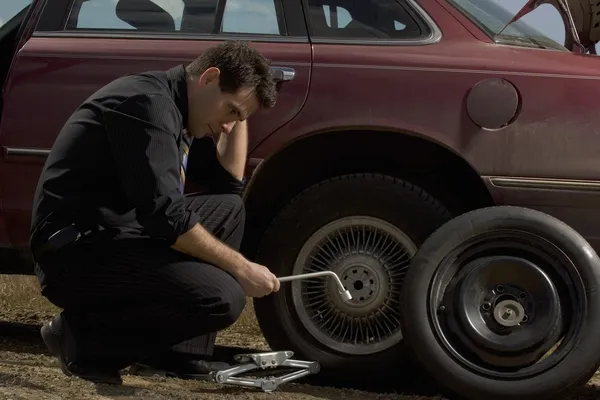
[166,64,189,128]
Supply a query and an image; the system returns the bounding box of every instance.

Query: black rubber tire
[253,173,452,380]
[399,206,600,400]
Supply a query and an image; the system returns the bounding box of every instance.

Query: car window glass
[66,0,282,35]
[306,0,428,39]
[222,0,280,34]
[0,0,31,30]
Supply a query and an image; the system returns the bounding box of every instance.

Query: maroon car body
[2,0,600,260]
[2,0,600,388]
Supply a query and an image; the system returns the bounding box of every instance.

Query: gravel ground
[1,275,599,400]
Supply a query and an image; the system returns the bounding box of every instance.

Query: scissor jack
[208,350,319,392]
[208,271,353,392]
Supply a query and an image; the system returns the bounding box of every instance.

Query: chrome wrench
[278,270,353,302]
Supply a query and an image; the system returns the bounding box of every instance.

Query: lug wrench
[278,271,353,302]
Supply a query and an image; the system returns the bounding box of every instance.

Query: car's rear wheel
[253,173,452,379]
[400,206,600,400]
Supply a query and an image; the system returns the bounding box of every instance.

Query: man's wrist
[228,253,251,277]
[216,120,247,181]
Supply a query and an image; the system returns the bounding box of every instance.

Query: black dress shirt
[30,65,243,246]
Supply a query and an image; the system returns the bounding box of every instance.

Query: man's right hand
[234,261,280,298]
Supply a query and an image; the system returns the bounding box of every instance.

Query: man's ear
[198,67,220,86]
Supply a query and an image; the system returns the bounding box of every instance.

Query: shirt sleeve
[186,136,245,196]
[102,93,200,243]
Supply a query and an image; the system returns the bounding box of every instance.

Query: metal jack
[209,351,320,392]
[207,271,351,392]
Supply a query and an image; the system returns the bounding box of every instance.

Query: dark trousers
[35,193,247,368]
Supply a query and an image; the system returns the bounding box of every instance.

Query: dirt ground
[0,275,599,400]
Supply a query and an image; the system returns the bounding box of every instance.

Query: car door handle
[271,66,295,82]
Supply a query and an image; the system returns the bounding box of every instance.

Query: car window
[65,0,282,35]
[0,0,32,30]
[222,0,280,34]
[305,0,430,40]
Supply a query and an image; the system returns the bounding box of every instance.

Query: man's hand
[233,261,281,298]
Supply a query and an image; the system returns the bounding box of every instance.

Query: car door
[0,0,311,247]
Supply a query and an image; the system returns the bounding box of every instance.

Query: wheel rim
[429,229,586,378]
[291,216,418,355]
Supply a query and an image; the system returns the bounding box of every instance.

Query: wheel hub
[330,256,387,315]
[493,299,525,327]
[291,216,418,355]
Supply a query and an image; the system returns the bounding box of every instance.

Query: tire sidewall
[254,174,451,372]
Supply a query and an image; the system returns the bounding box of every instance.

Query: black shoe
[41,313,123,385]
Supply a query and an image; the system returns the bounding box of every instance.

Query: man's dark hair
[186,40,277,109]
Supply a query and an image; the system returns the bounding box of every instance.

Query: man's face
[187,67,260,138]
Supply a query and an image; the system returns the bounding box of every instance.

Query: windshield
[0,0,31,30]
[447,0,569,51]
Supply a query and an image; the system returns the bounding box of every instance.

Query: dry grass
[0,275,57,314]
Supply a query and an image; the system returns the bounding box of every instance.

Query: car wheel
[253,173,452,379]
[400,206,600,400]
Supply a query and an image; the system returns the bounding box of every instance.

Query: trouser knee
[187,279,246,331]
[215,282,247,330]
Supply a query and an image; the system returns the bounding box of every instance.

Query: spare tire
[400,206,600,400]
[253,173,452,381]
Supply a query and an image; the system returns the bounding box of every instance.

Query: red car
[2,0,600,398]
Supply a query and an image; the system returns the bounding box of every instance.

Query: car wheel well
[241,129,495,259]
